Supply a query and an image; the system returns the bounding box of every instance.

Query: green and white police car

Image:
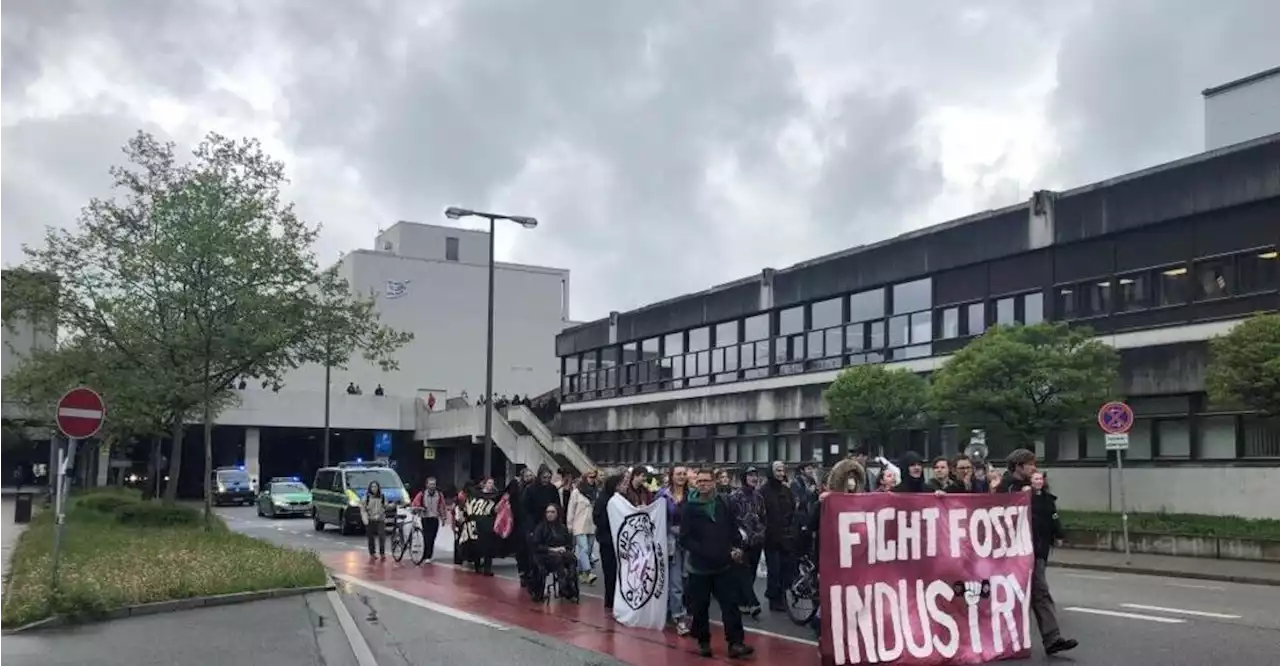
[311,461,408,535]
[256,477,314,519]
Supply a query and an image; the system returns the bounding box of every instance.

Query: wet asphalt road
[219,505,1280,665]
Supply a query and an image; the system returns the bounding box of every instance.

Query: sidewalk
[2,498,30,603]
[1052,547,1280,586]
[1,592,359,666]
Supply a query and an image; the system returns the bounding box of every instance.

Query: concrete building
[1204,65,1280,151]
[554,132,1280,519]
[1,223,588,495]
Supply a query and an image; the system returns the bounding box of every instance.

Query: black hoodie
[894,451,928,493]
[593,473,623,552]
[761,474,796,550]
[521,464,562,528]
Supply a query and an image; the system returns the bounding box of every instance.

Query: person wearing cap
[728,467,767,617]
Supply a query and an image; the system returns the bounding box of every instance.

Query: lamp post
[443,206,538,479]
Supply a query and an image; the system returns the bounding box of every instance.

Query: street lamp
[442,206,538,479]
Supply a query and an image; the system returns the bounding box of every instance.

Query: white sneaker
[425,558,433,564]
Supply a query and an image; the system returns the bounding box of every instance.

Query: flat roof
[1202,65,1280,97]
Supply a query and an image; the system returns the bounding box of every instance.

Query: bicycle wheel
[391,524,408,562]
[409,526,428,565]
[786,564,819,625]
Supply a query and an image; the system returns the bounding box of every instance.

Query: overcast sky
[3,1,1278,321]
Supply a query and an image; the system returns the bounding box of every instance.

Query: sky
[3,0,1278,322]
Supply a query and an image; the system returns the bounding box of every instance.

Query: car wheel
[313,514,325,532]
[339,510,354,536]
[266,503,275,519]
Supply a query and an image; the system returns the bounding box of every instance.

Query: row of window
[562,246,1278,401]
[575,412,1280,466]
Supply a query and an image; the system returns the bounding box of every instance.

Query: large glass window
[1055,286,1076,319]
[778,306,804,335]
[1024,292,1044,324]
[688,327,709,351]
[715,321,738,347]
[1117,272,1150,311]
[1084,279,1111,316]
[744,314,769,341]
[811,297,843,329]
[995,297,1016,326]
[966,303,985,335]
[892,279,931,315]
[849,288,885,322]
[1157,266,1189,305]
[1240,247,1278,293]
[712,320,739,382]
[1195,259,1232,299]
[941,307,960,339]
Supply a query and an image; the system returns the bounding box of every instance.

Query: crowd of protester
[421,443,1075,660]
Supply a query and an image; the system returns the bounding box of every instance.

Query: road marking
[1166,582,1225,591]
[1121,603,1241,619]
[327,589,380,666]
[58,407,103,419]
[333,574,508,630]
[1064,607,1186,624]
[1062,573,1115,581]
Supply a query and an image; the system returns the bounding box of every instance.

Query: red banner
[819,492,1034,665]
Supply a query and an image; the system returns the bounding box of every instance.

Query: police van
[311,461,408,535]
[211,466,256,506]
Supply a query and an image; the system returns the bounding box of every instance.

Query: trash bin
[13,492,33,524]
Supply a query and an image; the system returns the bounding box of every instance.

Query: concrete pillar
[245,427,261,489]
[759,268,776,311]
[96,445,110,486]
[608,310,620,344]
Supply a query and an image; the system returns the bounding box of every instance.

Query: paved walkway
[1053,548,1280,586]
[1,498,31,603]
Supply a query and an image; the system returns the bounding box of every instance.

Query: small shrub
[76,494,139,515]
[114,501,202,528]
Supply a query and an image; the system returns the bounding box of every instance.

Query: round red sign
[1097,401,1134,435]
[56,387,106,439]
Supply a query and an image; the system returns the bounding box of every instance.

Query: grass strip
[1061,510,1280,541]
[2,490,327,627]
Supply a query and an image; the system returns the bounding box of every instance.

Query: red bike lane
[323,551,820,665]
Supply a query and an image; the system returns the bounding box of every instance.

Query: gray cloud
[3,0,1277,320]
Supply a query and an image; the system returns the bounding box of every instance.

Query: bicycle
[391,507,428,565]
[785,553,819,626]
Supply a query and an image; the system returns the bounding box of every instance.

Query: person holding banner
[1002,449,1079,656]
[593,472,624,613]
[681,469,753,659]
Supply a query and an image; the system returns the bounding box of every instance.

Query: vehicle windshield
[345,469,404,492]
[217,470,250,483]
[270,482,308,494]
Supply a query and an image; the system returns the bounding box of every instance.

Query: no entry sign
[56,387,106,439]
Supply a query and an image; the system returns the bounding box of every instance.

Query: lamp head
[511,215,538,229]
[444,206,469,220]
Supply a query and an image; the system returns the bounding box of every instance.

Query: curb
[1,584,338,635]
[1053,560,1280,587]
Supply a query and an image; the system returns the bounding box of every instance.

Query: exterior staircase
[416,403,594,475]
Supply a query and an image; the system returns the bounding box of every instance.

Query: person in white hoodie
[565,469,600,585]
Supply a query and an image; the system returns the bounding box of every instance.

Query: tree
[1207,313,1280,415]
[823,364,930,454]
[929,322,1120,448]
[6,131,412,521]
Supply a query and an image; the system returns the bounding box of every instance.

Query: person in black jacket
[520,465,560,583]
[529,502,579,602]
[1002,449,1078,656]
[894,451,928,492]
[594,472,623,612]
[761,461,796,612]
[681,469,753,660]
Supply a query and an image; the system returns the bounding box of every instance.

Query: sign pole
[1098,400,1135,566]
[1117,448,1131,564]
[50,386,106,601]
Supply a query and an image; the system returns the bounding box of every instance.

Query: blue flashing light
[239,465,246,471]
[356,457,363,463]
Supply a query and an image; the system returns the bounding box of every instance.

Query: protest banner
[819,492,1034,665]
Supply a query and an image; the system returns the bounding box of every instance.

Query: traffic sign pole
[1098,401,1134,565]
[50,387,105,601]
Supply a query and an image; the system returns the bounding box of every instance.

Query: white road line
[1062,573,1115,581]
[1121,603,1241,620]
[332,574,508,630]
[327,589,380,666]
[1165,582,1225,591]
[1064,607,1186,624]
[57,407,103,419]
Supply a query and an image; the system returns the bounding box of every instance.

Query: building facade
[553,133,1280,518]
[1204,66,1280,152]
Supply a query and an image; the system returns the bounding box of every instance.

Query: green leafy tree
[824,365,930,454]
[1207,313,1280,415]
[929,322,1120,448]
[6,131,412,520]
